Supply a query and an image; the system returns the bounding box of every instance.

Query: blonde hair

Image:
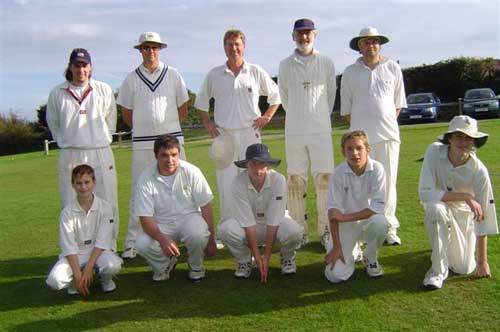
[223,29,246,46]
[341,130,371,151]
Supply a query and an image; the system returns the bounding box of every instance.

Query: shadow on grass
[2,248,453,332]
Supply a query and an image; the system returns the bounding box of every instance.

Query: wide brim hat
[209,130,235,170]
[134,31,167,50]
[438,115,489,148]
[234,143,281,168]
[349,27,389,51]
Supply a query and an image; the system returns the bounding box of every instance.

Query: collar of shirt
[438,143,478,171]
[60,78,96,91]
[246,170,272,192]
[71,194,99,213]
[293,48,318,63]
[153,162,183,184]
[355,55,389,69]
[139,61,165,75]
[223,60,248,75]
[341,157,375,175]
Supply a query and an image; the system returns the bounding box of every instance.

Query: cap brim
[234,158,281,168]
[349,35,389,51]
[438,130,489,148]
[134,42,167,50]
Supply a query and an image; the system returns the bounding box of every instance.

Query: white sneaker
[121,247,137,259]
[423,269,448,290]
[152,256,178,282]
[66,282,79,295]
[320,232,331,249]
[99,274,116,293]
[280,256,297,275]
[363,257,384,278]
[234,262,252,279]
[188,265,206,282]
[385,229,401,246]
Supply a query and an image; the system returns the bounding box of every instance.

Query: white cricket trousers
[217,215,302,263]
[124,142,186,249]
[424,202,477,276]
[136,213,210,273]
[216,127,261,222]
[46,250,122,290]
[58,147,119,248]
[370,140,400,229]
[325,214,388,283]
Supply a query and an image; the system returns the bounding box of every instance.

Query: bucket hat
[438,115,488,148]
[350,27,389,51]
[209,130,235,170]
[134,32,167,50]
[234,143,281,168]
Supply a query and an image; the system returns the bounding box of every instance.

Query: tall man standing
[340,27,407,245]
[118,32,190,258]
[46,48,119,250]
[278,18,336,247]
[195,29,281,225]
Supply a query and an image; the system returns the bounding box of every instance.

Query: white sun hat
[438,115,489,148]
[134,32,167,50]
[349,27,389,51]
[209,130,235,170]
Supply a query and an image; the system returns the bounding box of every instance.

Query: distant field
[0,120,499,332]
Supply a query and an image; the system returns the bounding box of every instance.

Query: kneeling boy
[324,131,388,283]
[46,164,122,295]
[218,143,302,283]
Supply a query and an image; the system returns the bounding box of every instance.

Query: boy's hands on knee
[476,261,491,278]
[325,246,345,270]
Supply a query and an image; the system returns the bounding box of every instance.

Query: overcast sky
[1,0,499,120]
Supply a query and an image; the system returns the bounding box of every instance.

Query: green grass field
[1,120,499,332]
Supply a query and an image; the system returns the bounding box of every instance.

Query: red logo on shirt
[79,109,87,114]
[247,86,253,93]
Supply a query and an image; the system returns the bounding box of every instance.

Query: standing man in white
[218,143,302,282]
[46,48,119,250]
[195,29,281,226]
[118,32,190,259]
[340,27,407,245]
[135,135,217,282]
[278,18,336,247]
[418,116,497,290]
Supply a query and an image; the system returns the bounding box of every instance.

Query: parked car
[399,92,440,123]
[463,88,500,118]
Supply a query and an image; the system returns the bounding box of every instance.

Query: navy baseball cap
[294,18,315,31]
[234,143,281,168]
[69,48,91,65]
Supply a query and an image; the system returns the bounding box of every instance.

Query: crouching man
[324,131,388,283]
[218,143,302,283]
[135,135,217,282]
[46,164,122,295]
[419,115,498,290]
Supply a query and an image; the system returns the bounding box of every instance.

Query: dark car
[463,88,500,118]
[399,93,440,123]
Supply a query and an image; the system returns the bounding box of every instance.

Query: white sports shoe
[423,269,448,290]
[216,239,225,250]
[320,232,331,249]
[121,247,137,259]
[280,256,297,275]
[363,257,384,278]
[234,262,252,279]
[188,265,206,282]
[152,256,178,282]
[66,282,79,295]
[385,229,401,246]
[99,274,116,293]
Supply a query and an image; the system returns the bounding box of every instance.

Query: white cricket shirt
[278,50,336,135]
[134,160,213,226]
[340,56,407,144]
[117,62,189,150]
[46,79,117,148]
[194,61,281,129]
[327,157,386,215]
[418,142,498,235]
[59,195,115,257]
[232,169,287,227]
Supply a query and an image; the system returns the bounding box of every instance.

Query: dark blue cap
[69,48,91,65]
[234,143,281,168]
[294,18,315,31]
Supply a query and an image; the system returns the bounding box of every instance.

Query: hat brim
[438,130,489,148]
[134,42,167,50]
[349,35,389,51]
[234,157,281,168]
